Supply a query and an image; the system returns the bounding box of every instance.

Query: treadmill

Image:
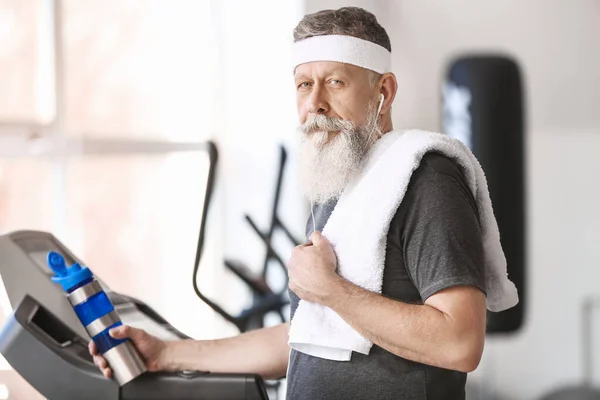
[0,230,269,400]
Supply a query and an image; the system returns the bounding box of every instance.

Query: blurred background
[0,0,598,399]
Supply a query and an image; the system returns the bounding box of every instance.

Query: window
[0,0,54,124]
[62,0,217,140]
[0,159,55,232]
[0,2,219,394]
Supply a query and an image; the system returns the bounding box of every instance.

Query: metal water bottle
[47,251,147,385]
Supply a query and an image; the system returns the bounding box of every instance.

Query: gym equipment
[0,230,268,400]
[0,140,270,399]
[443,54,526,334]
[193,145,298,333]
[188,144,294,399]
[537,297,600,399]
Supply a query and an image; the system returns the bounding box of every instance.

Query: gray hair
[293,7,391,86]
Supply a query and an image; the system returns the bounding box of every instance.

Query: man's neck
[379,113,393,135]
[380,120,394,136]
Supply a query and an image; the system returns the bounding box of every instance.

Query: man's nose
[308,87,329,115]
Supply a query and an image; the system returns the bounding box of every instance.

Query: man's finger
[109,325,127,339]
[94,355,107,369]
[89,340,97,355]
[110,325,143,341]
[309,231,325,245]
[103,368,112,379]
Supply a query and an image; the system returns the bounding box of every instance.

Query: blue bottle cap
[47,251,93,292]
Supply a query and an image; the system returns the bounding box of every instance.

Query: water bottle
[47,251,147,386]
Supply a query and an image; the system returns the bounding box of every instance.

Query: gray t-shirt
[286,152,486,400]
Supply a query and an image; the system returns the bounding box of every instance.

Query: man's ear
[379,72,398,115]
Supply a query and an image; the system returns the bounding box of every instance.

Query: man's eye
[298,82,312,89]
[329,79,342,85]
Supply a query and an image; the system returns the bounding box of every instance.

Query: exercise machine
[193,144,298,333]
[0,230,269,399]
[0,141,270,399]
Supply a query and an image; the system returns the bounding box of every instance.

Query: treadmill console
[0,231,183,342]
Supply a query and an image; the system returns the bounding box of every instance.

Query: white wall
[302,1,600,399]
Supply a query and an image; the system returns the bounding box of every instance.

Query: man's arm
[325,278,486,372]
[93,322,290,380]
[288,233,485,373]
[165,322,290,379]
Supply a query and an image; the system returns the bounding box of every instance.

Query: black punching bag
[442,55,526,334]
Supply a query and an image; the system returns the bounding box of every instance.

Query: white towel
[288,129,519,361]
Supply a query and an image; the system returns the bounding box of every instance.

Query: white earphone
[376,93,384,116]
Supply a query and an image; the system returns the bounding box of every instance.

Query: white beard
[298,101,381,204]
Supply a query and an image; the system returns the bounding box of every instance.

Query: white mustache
[301,114,355,135]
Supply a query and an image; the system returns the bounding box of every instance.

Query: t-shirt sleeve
[397,153,487,301]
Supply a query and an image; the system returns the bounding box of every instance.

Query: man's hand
[89,325,171,378]
[288,231,340,304]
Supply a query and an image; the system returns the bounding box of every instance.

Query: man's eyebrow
[324,67,355,79]
[326,71,350,79]
[294,66,353,81]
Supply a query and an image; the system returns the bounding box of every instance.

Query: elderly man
[91,7,517,400]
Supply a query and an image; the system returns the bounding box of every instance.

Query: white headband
[292,34,391,74]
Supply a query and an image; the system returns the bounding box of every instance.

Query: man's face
[295,61,376,136]
[295,61,382,204]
